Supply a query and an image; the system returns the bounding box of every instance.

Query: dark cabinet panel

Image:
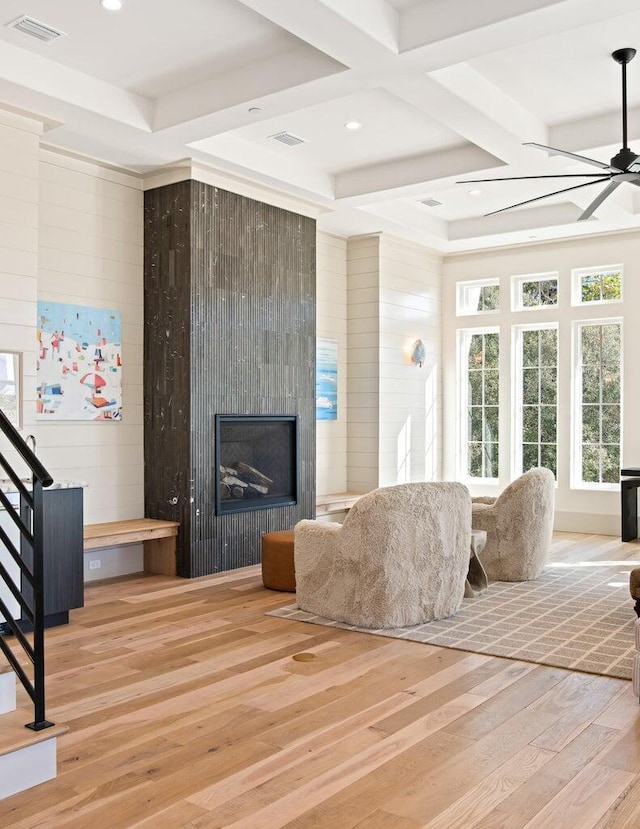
[21,487,84,624]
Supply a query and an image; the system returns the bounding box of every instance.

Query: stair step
[0,710,68,799]
[0,669,15,715]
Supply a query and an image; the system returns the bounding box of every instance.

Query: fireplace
[215,415,299,515]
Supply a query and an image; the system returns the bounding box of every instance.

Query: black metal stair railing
[0,408,54,730]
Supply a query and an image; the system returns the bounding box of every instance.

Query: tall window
[459,329,499,479]
[575,320,622,486]
[514,325,558,477]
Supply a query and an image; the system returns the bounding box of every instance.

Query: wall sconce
[411,339,426,367]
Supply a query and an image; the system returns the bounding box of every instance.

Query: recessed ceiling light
[99,0,123,10]
[344,121,362,130]
[468,188,482,196]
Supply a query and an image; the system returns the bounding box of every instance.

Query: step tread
[0,710,68,757]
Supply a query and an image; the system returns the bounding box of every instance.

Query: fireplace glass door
[215,415,299,514]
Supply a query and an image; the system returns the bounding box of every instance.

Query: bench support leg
[622,479,640,542]
[143,537,177,576]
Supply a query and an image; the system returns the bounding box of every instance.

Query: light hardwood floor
[1,532,640,829]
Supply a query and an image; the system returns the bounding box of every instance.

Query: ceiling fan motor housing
[611,147,638,171]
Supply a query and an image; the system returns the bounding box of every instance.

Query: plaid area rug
[267,565,637,679]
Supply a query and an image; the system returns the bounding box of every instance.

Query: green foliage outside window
[476,285,500,312]
[580,271,622,303]
[580,323,621,484]
[466,332,499,478]
[521,279,558,307]
[520,328,558,477]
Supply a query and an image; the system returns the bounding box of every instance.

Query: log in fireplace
[215,415,299,515]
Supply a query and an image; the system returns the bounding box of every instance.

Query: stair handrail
[0,408,54,730]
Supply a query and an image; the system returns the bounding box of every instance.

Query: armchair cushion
[295,482,471,629]
[471,467,555,581]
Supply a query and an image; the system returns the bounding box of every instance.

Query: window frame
[571,317,623,491]
[512,272,559,312]
[457,326,500,484]
[0,351,21,430]
[456,278,501,317]
[571,264,623,307]
[511,322,559,482]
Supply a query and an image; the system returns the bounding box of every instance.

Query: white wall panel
[316,232,348,497]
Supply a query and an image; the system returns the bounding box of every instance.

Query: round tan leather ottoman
[261,530,296,592]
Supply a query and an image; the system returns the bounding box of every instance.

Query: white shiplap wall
[316,232,347,496]
[0,125,145,580]
[346,233,443,491]
[0,111,42,468]
[36,150,144,535]
[378,235,443,486]
[347,235,381,493]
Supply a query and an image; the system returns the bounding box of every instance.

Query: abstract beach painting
[37,301,122,421]
[316,338,337,421]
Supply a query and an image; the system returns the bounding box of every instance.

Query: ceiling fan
[458,48,640,220]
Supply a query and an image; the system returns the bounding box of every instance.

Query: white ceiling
[2,0,640,252]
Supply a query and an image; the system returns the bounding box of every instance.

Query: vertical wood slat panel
[144,181,316,577]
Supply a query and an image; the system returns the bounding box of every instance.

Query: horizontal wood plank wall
[316,232,347,497]
[0,111,41,467]
[346,234,443,492]
[37,150,144,524]
[144,181,316,577]
[347,235,381,493]
[379,235,443,485]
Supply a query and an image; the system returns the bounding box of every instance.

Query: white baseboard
[553,510,620,536]
[83,544,144,582]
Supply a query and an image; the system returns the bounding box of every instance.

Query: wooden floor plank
[0,531,638,829]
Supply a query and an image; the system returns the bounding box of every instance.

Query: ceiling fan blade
[577,180,623,221]
[457,173,609,183]
[627,159,640,172]
[485,176,611,217]
[524,142,618,172]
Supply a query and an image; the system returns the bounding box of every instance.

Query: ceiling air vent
[419,197,442,208]
[6,15,66,43]
[270,131,307,147]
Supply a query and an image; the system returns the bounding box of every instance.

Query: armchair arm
[294,520,342,574]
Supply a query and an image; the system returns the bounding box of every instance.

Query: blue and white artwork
[37,301,122,421]
[316,338,338,421]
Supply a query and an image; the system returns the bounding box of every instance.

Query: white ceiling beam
[335,144,503,202]
[153,46,345,133]
[448,202,583,241]
[233,0,398,67]
[0,41,152,131]
[316,0,399,54]
[400,0,566,53]
[187,134,336,199]
[383,75,541,170]
[398,0,640,70]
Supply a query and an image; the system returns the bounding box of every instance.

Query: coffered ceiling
[2,0,640,251]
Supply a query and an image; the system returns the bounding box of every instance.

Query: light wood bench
[315,492,363,518]
[83,518,180,577]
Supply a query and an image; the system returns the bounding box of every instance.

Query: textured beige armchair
[471,467,555,581]
[294,482,471,629]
